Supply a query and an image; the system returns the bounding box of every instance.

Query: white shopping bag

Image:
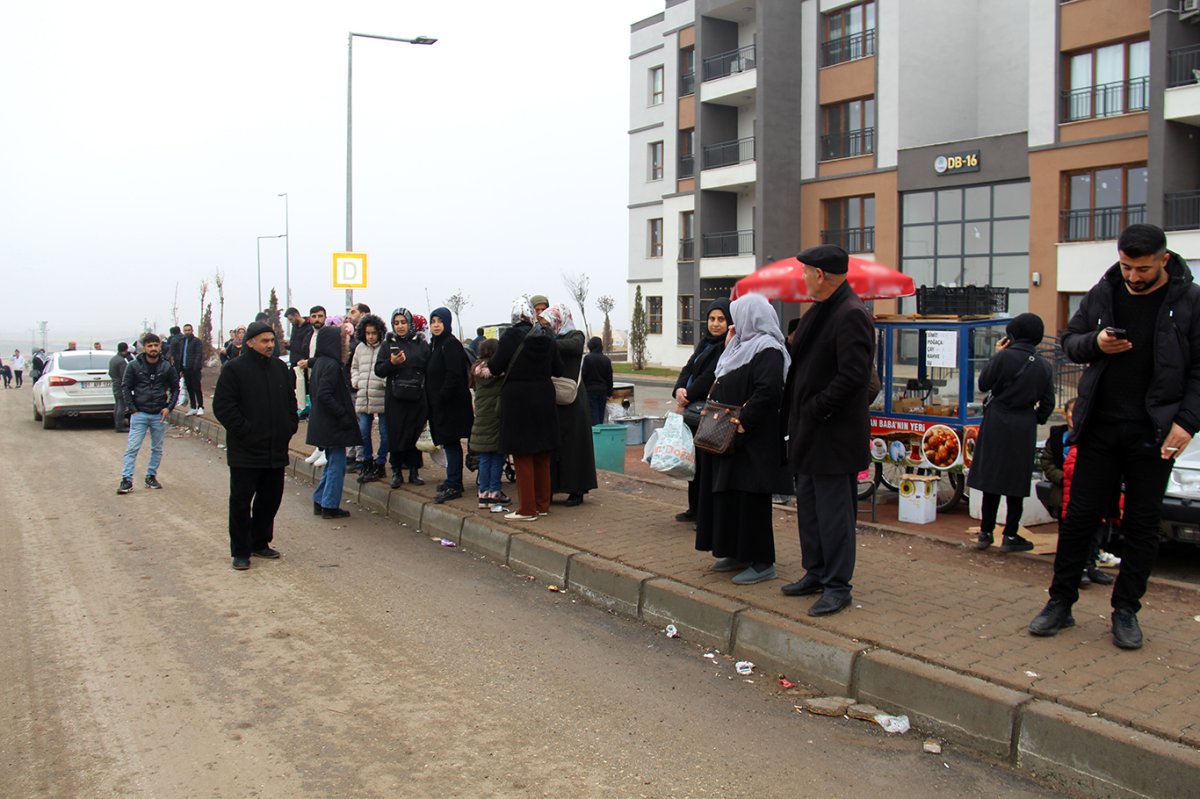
[649,412,696,480]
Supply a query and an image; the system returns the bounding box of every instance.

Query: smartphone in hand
[1104,327,1128,340]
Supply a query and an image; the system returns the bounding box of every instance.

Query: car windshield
[58,353,112,371]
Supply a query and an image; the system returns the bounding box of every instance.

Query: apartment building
[629,0,1200,368]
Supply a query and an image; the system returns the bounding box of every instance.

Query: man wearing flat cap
[781,244,875,616]
[213,321,299,570]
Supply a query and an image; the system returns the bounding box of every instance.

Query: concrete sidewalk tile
[640,578,745,651]
[358,481,389,514]
[386,491,424,530]
[421,503,467,543]
[214,425,227,446]
[1018,700,1200,799]
[294,458,315,482]
[460,517,513,563]
[567,554,654,618]
[508,535,577,586]
[731,609,866,696]
[855,649,1030,757]
[341,474,361,505]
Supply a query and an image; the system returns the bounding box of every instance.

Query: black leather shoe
[251,547,281,559]
[565,493,584,507]
[1086,567,1115,585]
[974,531,994,550]
[808,592,851,617]
[433,486,463,504]
[390,471,404,489]
[1001,535,1034,553]
[321,507,351,519]
[313,501,322,515]
[408,469,425,486]
[675,510,696,522]
[781,574,823,597]
[1029,599,1075,636]
[1111,608,1143,649]
[231,557,251,570]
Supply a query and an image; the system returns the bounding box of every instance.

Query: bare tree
[444,289,470,340]
[198,279,208,327]
[596,294,615,352]
[214,269,225,347]
[170,283,180,329]
[562,272,592,337]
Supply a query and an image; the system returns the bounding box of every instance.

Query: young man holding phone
[1029,224,1200,649]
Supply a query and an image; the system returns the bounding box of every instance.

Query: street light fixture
[345,31,438,309]
[277,193,291,309]
[256,234,286,312]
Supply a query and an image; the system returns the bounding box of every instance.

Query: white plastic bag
[416,424,439,453]
[642,430,660,465]
[649,412,696,480]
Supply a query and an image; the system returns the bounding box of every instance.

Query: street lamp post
[277,193,291,310]
[257,234,286,312]
[346,31,437,310]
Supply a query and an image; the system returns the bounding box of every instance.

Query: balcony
[821,29,876,67]
[702,45,756,82]
[822,226,875,253]
[1061,77,1149,123]
[1168,44,1200,89]
[679,238,695,261]
[702,137,755,169]
[1060,204,1146,242]
[1166,45,1200,126]
[701,229,755,258]
[679,155,695,178]
[1166,191,1200,232]
[820,128,875,161]
[680,71,696,97]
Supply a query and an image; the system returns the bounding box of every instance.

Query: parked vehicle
[1162,437,1200,547]
[32,350,117,429]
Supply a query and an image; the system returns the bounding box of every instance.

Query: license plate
[88,380,112,389]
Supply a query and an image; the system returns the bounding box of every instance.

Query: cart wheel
[877,461,905,492]
[857,471,876,500]
[936,471,965,511]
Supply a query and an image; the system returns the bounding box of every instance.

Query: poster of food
[869,416,965,471]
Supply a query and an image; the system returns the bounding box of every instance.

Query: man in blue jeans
[117,333,179,494]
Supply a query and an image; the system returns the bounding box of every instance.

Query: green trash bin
[592,424,627,473]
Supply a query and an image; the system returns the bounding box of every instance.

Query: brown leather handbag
[693,389,742,455]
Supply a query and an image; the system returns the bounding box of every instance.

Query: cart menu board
[925,330,957,368]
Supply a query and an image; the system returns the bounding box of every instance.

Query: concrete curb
[182,411,1200,798]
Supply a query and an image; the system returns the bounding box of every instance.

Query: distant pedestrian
[782,244,874,616]
[968,313,1055,553]
[426,306,474,504]
[540,305,596,506]
[0,360,10,389]
[1029,224,1200,650]
[164,326,183,365]
[11,350,25,388]
[108,343,133,432]
[581,336,613,426]
[178,323,206,416]
[307,325,359,518]
[375,307,430,488]
[223,327,246,362]
[117,333,179,494]
[30,349,48,382]
[213,321,298,570]
[469,338,509,508]
[468,327,486,360]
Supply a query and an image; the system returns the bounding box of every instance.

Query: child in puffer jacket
[468,338,510,509]
[350,314,390,483]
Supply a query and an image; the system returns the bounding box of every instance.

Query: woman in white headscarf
[540,304,598,506]
[695,293,790,586]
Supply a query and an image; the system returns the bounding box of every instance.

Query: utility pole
[37,321,48,350]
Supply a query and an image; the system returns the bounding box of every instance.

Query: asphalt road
[0,391,1064,798]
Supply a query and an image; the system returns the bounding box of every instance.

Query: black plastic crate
[916,285,1009,315]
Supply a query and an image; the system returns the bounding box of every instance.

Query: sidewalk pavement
[176,406,1200,799]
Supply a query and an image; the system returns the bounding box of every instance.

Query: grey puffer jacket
[351,340,386,414]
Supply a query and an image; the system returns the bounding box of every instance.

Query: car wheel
[33,404,42,421]
[42,413,59,430]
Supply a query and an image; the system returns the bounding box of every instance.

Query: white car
[1162,436,1200,546]
[32,350,118,429]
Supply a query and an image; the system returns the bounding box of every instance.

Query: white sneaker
[1097,551,1121,567]
[314,452,328,467]
[185,409,197,417]
[195,407,205,417]
[304,449,321,464]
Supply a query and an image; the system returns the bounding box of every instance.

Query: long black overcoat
[488,322,564,455]
[707,349,786,495]
[375,334,430,457]
[426,332,474,444]
[550,330,597,494]
[306,327,360,448]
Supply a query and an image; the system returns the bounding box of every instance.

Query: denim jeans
[357,412,389,464]
[444,439,464,489]
[122,411,165,478]
[312,447,347,509]
[478,452,504,494]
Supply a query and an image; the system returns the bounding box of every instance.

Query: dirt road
[0,392,1059,798]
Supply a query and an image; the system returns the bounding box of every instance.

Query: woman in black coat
[539,305,597,506]
[967,313,1055,552]
[375,307,430,489]
[488,299,564,520]
[307,326,360,518]
[672,297,731,523]
[426,306,474,504]
[695,294,789,586]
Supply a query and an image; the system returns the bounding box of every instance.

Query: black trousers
[183,369,203,408]
[228,466,285,558]
[980,492,1023,537]
[794,472,858,595]
[112,387,128,430]
[1049,419,1173,613]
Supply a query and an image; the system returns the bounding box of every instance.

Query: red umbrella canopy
[732,256,915,303]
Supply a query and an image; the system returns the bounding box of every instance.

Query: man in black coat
[213,321,299,570]
[1030,224,1200,649]
[781,245,875,617]
[178,323,206,417]
[108,342,133,432]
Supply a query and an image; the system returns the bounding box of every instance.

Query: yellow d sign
[332,252,367,289]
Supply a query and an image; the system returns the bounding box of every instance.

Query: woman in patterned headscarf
[540,304,597,506]
[375,306,431,488]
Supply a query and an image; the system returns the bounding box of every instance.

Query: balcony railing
[680,71,696,96]
[679,237,695,261]
[702,136,755,169]
[702,44,756,82]
[820,127,875,161]
[679,155,694,178]
[1061,204,1146,242]
[1061,77,1149,122]
[1165,191,1200,232]
[701,229,755,258]
[821,29,877,67]
[677,319,695,346]
[822,226,875,253]
[1168,44,1200,89]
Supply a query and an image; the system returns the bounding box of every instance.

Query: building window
[647,296,663,335]
[677,295,695,344]
[822,1,876,66]
[680,47,696,96]
[650,65,665,106]
[1062,165,1148,242]
[679,129,695,178]
[821,98,875,160]
[822,195,875,253]
[1062,40,1149,122]
[679,211,694,261]
[649,141,664,181]
[648,218,664,257]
